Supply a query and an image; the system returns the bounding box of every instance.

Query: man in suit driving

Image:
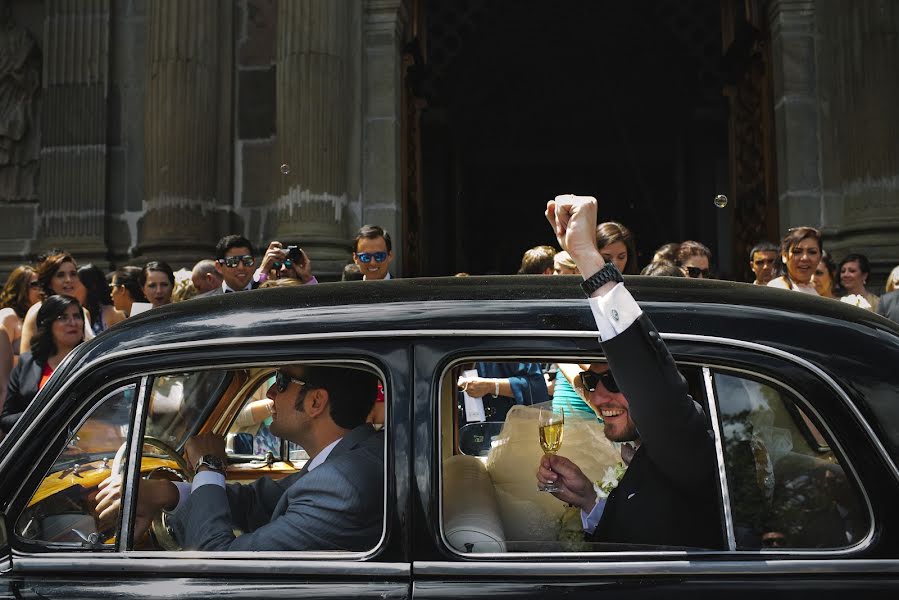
[97,365,384,551]
[536,195,723,549]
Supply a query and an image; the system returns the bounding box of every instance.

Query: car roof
[77,275,899,363]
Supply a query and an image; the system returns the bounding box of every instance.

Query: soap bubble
[280,163,290,175]
[714,194,728,208]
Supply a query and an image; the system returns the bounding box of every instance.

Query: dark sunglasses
[578,369,620,394]
[219,255,255,268]
[355,251,388,264]
[686,266,711,278]
[275,370,306,393]
[29,281,42,289]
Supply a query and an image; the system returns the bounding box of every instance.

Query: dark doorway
[419,0,731,276]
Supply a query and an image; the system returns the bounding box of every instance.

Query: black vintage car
[1,276,899,598]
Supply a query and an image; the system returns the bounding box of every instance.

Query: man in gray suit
[97,365,384,551]
[877,289,899,323]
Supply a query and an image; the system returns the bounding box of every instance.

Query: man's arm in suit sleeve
[593,284,716,489]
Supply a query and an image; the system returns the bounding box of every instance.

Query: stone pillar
[38,0,111,267]
[362,0,407,276]
[768,0,822,230]
[137,0,222,265]
[815,0,899,285]
[273,0,356,279]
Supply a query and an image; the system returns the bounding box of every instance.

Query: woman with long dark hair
[77,264,125,333]
[140,261,175,308]
[838,253,879,312]
[0,266,43,415]
[0,295,85,434]
[596,221,639,275]
[767,227,822,295]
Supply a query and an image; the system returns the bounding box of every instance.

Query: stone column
[362,0,407,276]
[38,0,111,267]
[768,0,822,230]
[815,0,899,284]
[137,0,221,265]
[273,0,356,279]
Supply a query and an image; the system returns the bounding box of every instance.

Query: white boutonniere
[840,294,872,309]
[593,462,627,499]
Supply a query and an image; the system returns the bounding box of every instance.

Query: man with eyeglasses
[352,225,394,280]
[200,235,316,297]
[535,195,722,550]
[96,365,384,551]
[749,241,779,286]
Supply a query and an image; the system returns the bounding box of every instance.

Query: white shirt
[767,276,819,295]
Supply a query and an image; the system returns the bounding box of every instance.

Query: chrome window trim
[119,376,150,551]
[412,558,899,577]
[6,358,389,563]
[11,554,410,576]
[702,367,736,551]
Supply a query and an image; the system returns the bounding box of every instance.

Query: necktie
[620,442,636,465]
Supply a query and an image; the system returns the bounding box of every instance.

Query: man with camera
[198,235,317,297]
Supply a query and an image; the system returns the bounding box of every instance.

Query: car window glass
[135,363,385,553]
[713,372,868,549]
[15,383,135,549]
[144,370,231,449]
[225,372,282,461]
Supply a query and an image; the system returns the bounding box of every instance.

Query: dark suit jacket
[170,424,384,551]
[0,352,44,434]
[877,290,899,323]
[588,314,724,549]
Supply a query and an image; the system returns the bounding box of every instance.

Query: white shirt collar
[222,280,253,293]
[306,436,343,472]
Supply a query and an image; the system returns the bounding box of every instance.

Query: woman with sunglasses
[1,295,85,434]
[675,241,713,279]
[19,251,94,354]
[767,227,822,295]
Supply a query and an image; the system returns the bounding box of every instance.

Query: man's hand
[545,195,604,277]
[94,476,178,539]
[260,241,287,273]
[290,248,315,283]
[457,377,495,398]
[184,432,227,472]
[536,454,598,512]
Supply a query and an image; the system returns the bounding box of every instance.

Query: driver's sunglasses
[578,369,620,394]
[219,255,255,268]
[275,370,306,393]
[355,251,388,264]
[686,266,711,278]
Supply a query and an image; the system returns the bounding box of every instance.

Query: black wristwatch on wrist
[580,262,624,297]
[195,454,226,474]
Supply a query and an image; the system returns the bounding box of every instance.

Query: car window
[713,371,868,549]
[132,362,386,553]
[15,383,135,549]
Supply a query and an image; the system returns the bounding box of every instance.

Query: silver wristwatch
[195,454,226,473]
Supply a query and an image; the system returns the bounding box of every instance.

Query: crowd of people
[1,218,897,436]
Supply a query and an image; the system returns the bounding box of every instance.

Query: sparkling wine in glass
[538,407,564,492]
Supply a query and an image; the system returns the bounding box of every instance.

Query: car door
[411,332,899,600]
[0,336,412,600]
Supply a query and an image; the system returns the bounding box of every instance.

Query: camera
[286,245,302,262]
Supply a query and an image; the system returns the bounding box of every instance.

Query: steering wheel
[140,436,194,551]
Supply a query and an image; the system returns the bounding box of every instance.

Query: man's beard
[603,419,638,443]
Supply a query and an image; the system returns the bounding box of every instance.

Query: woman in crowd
[767,227,822,295]
[812,250,837,298]
[552,251,578,275]
[596,221,639,275]
[886,265,899,294]
[20,252,93,353]
[0,295,85,434]
[676,240,713,279]
[0,266,42,358]
[140,261,175,308]
[78,264,125,334]
[109,266,147,317]
[652,242,680,264]
[838,253,879,312]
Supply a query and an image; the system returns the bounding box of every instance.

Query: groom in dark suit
[536,195,723,550]
[97,365,383,551]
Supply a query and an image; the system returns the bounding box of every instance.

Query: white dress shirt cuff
[170,481,191,512]
[581,498,607,533]
[587,282,643,341]
[191,470,226,493]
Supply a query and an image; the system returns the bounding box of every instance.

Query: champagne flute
[538,407,564,492]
